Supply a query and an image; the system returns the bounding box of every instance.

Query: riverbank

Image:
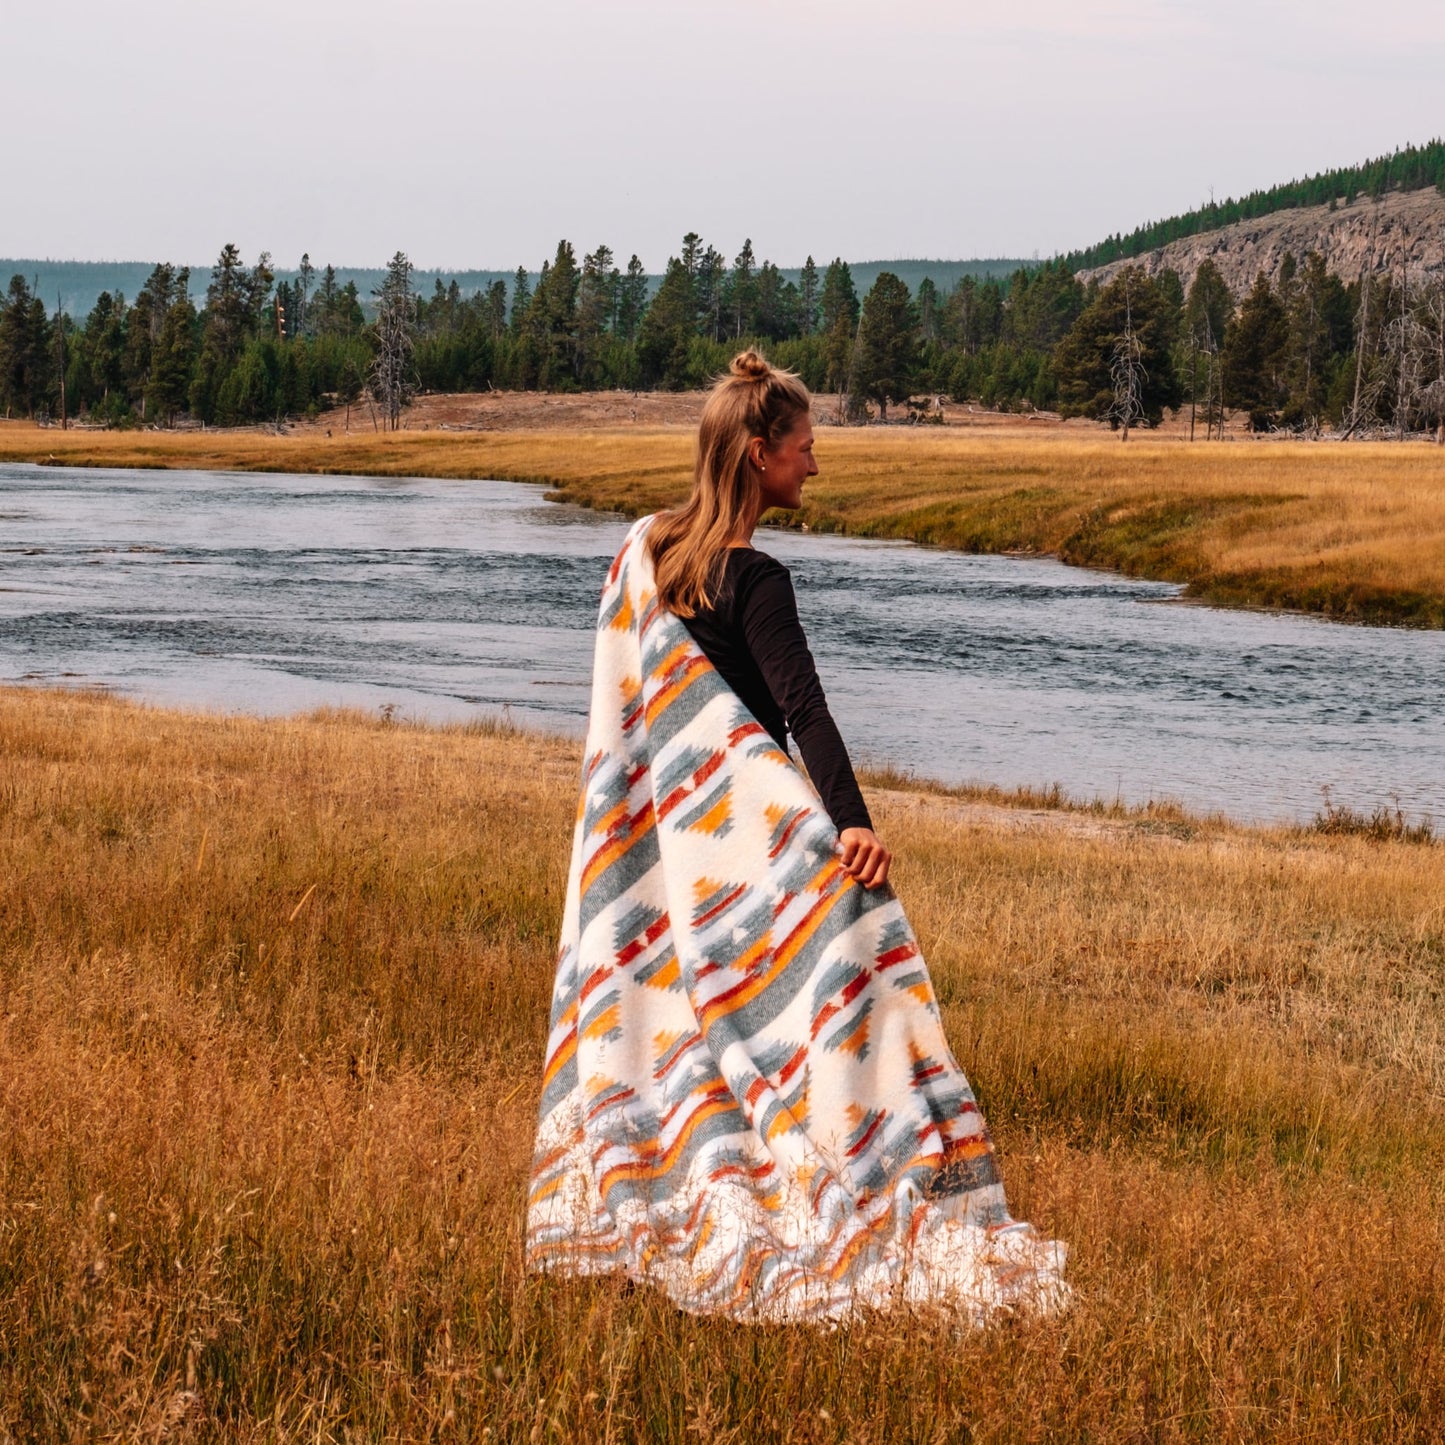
[3,422,1445,626]
[4,687,1445,1439]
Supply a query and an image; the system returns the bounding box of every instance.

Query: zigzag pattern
[526,519,1067,1323]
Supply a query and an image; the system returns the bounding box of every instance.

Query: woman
[526,351,1065,1323]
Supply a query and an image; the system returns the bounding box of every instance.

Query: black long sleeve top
[679,547,873,834]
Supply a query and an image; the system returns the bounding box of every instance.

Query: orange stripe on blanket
[597,1090,738,1198]
[643,651,712,726]
[698,869,855,1030]
[540,1026,577,1092]
[579,806,656,895]
[581,1003,621,1041]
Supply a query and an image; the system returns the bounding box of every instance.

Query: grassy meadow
[3,423,1445,626]
[4,686,1445,1440]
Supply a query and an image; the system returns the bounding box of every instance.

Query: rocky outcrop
[1079,188,1445,296]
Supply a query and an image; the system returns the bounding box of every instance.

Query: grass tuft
[1310,789,1438,844]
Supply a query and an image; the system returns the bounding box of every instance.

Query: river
[2,462,1442,826]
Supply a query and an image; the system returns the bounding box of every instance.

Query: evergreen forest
[1066,139,1445,271]
[4,228,1445,437]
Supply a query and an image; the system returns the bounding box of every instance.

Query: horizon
[0,252,1038,274]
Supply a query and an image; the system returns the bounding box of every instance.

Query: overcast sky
[4,0,1442,273]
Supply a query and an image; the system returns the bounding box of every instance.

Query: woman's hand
[838,827,892,889]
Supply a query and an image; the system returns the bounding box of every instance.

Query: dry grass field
[3,423,1445,626]
[4,686,1445,1440]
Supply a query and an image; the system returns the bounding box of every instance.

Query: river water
[2,463,1442,826]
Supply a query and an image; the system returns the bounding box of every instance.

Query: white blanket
[526,518,1066,1323]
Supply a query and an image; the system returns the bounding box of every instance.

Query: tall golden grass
[4,686,1445,1440]
[3,425,1445,625]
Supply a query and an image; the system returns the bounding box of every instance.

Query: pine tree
[798,256,819,337]
[1184,260,1234,347]
[509,267,532,336]
[917,278,940,346]
[853,271,919,419]
[755,260,788,340]
[1155,268,1185,330]
[818,259,859,394]
[336,282,364,336]
[336,356,364,432]
[123,286,155,415]
[616,256,648,344]
[201,246,250,361]
[316,265,339,336]
[1054,266,1181,426]
[191,249,269,421]
[680,232,703,280]
[696,246,726,342]
[728,239,757,339]
[147,297,198,425]
[1281,251,1349,431]
[81,291,126,412]
[516,260,550,387]
[533,240,580,387]
[637,257,695,388]
[577,245,618,387]
[1222,272,1289,429]
[941,276,981,355]
[485,280,508,340]
[0,274,49,419]
[1002,261,1085,350]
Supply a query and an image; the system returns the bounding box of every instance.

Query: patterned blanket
[526,518,1066,1323]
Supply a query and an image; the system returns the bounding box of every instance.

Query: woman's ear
[747,436,767,472]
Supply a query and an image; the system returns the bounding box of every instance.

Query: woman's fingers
[857,843,890,888]
[837,829,892,889]
[865,846,891,888]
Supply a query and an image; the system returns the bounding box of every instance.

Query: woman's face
[754,415,818,512]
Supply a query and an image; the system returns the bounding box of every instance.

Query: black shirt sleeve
[734,557,874,834]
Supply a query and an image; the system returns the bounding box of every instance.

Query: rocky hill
[1079,187,1445,296]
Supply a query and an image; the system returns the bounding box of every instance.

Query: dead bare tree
[1418,255,1445,443]
[1195,313,1223,440]
[1392,256,1414,439]
[54,293,67,431]
[371,251,416,432]
[1342,279,1390,440]
[1377,253,1434,439]
[1384,309,1430,439]
[1108,285,1147,441]
[840,308,867,424]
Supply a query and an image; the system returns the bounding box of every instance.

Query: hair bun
[730,349,771,382]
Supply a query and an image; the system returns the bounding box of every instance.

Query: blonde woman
[648,352,890,894]
[526,351,1065,1323]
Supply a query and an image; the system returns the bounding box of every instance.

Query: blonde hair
[647,349,811,617]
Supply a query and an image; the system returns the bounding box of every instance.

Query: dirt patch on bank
[299,390,1104,436]
[296,389,1252,439]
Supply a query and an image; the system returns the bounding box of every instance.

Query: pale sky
[3,0,1442,273]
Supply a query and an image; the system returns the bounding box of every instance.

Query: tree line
[1053,253,1445,439]
[3,233,1444,437]
[1066,140,1445,273]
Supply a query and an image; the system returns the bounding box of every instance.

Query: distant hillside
[1067,139,1445,273]
[1078,187,1445,296]
[828,258,1030,294]
[0,261,519,320]
[0,255,1030,320]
